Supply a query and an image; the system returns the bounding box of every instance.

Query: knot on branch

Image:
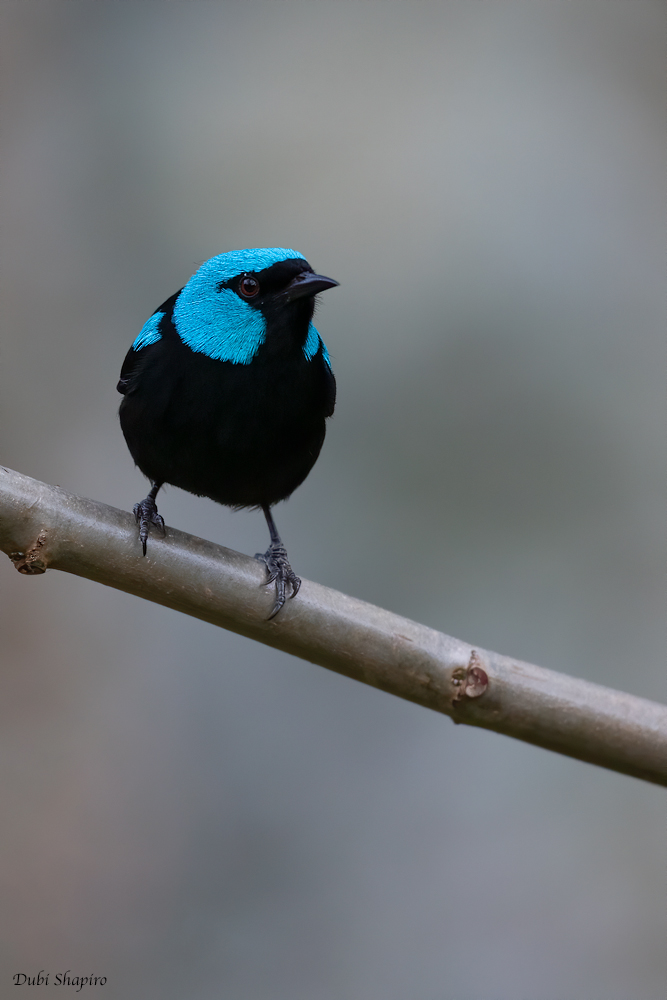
[9,529,49,574]
[451,650,489,708]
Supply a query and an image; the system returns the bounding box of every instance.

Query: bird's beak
[281,272,339,303]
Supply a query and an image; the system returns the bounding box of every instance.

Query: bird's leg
[255,505,301,619]
[132,482,165,556]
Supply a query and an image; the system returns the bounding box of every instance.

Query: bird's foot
[133,495,165,556]
[255,541,301,619]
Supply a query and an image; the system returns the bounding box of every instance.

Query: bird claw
[255,543,301,619]
[133,496,165,556]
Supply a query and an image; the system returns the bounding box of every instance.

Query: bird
[117,247,338,618]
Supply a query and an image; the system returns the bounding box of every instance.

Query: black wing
[117,290,181,395]
[117,344,148,395]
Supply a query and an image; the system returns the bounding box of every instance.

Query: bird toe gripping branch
[255,542,301,620]
[132,484,165,556]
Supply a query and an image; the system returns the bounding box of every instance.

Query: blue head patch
[172,248,306,365]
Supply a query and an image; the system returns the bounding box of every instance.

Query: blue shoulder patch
[172,248,306,365]
[303,322,331,369]
[132,310,164,351]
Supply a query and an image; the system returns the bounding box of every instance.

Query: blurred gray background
[1,2,665,998]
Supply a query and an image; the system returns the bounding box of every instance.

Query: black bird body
[117,248,338,616]
[119,289,334,507]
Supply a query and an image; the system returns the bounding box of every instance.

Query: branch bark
[1,465,666,786]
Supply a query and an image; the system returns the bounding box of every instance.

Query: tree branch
[1,466,666,786]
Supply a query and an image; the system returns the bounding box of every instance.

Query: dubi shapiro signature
[13,972,107,992]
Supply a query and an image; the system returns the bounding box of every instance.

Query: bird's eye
[239,275,260,298]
